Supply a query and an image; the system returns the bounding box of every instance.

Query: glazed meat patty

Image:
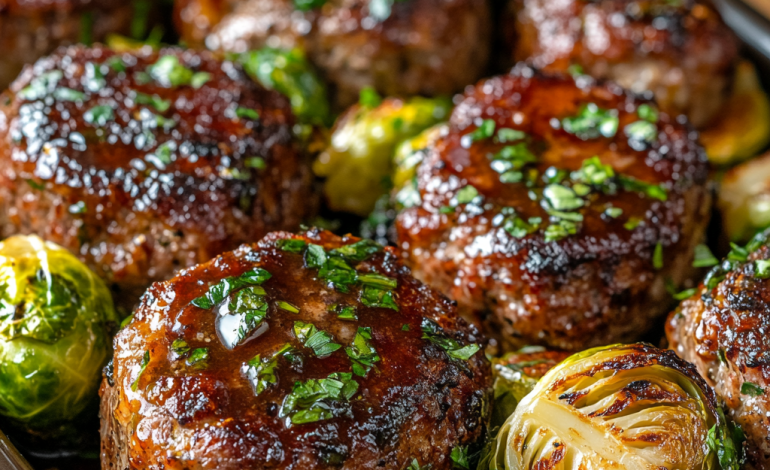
[100,229,491,470]
[0,0,136,90]
[395,66,711,351]
[0,45,315,311]
[667,232,770,469]
[505,0,739,128]
[174,0,491,107]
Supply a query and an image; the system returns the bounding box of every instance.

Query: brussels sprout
[480,344,733,470]
[314,95,451,215]
[239,48,331,127]
[701,61,770,166]
[719,151,770,241]
[0,235,118,437]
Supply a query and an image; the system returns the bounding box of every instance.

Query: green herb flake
[191,72,212,89]
[756,260,770,279]
[604,207,623,218]
[346,327,381,377]
[717,348,727,364]
[637,104,659,123]
[332,304,358,321]
[84,105,115,127]
[741,381,764,396]
[68,201,87,214]
[618,176,668,201]
[359,86,382,108]
[468,119,496,143]
[54,88,86,102]
[131,350,150,392]
[496,128,527,143]
[294,321,342,357]
[134,92,171,113]
[706,408,745,470]
[171,339,190,357]
[693,244,719,268]
[543,184,584,212]
[450,446,470,469]
[277,239,307,253]
[187,347,209,369]
[361,285,398,311]
[653,243,664,270]
[243,343,296,396]
[625,120,658,149]
[561,103,619,140]
[279,372,359,424]
[330,239,383,262]
[402,324,410,331]
[25,179,45,191]
[236,107,260,120]
[107,57,126,73]
[624,217,643,231]
[245,157,266,169]
[727,243,750,263]
[191,267,272,309]
[19,70,64,101]
[305,244,327,268]
[421,318,480,362]
[277,300,300,313]
[407,459,431,470]
[148,55,195,88]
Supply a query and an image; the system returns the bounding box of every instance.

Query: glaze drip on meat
[100,229,492,470]
[0,46,315,311]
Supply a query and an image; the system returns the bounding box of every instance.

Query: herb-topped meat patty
[100,229,491,470]
[504,0,739,128]
[394,66,710,351]
[174,0,491,107]
[0,45,315,312]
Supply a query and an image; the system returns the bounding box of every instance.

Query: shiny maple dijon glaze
[101,229,492,470]
[0,46,314,312]
[396,67,711,351]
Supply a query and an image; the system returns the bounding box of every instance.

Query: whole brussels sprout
[719,151,770,242]
[239,48,331,127]
[0,235,118,438]
[314,94,451,215]
[481,343,738,470]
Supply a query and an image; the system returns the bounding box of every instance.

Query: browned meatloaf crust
[0,45,315,312]
[100,229,492,469]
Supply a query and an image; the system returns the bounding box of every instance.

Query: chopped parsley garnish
[496,128,527,143]
[717,348,727,363]
[727,243,750,262]
[618,176,667,201]
[68,201,87,214]
[54,88,86,102]
[490,143,538,183]
[361,284,398,310]
[191,267,272,309]
[755,260,770,279]
[279,372,359,424]
[665,279,697,301]
[450,446,470,469]
[107,56,126,73]
[456,185,479,204]
[171,339,190,357]
[706,408,745,470]
[131,350,150,392]
[219,286,269,348]
[693,244,719,268]
[245,157,266,169]
[148,55,195,88]
[638,104,659,123]
[84,105,115,126]
[402,324,410,331]
[653,243,664,270]
[572,156,614,188]
[243,343,297,395]
[625,120,658,150]
[277,301,300,313]
[134,92,171,112]
[191,72,212,89]
[741,381,764,396]
[468,119,496,143]
[624,217,643,231]
[561,103,619,140]
[236,107,260,120]
[336,305,358,321]
[278,239,307,253]
[346,327,380,377]
[543,184,584,212]
[330,239,383,262]
[187,347,209,369]
[421,318,480,361]
[83,62,106,92]
[294,321,342,357]
[604,207,622,218]
[407,458,431,470]
[359,86,382,108]
[19,70,63,101]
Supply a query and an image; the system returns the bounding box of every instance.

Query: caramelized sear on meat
[0,0,138,90]
[505,0,739,128]
[100,229,492,470]
[174,0,491,107]
[395,66,711,352]
[667,231,770,469]
[0,45,315,312]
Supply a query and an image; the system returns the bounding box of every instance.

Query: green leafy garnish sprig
[242,343,299,396]
[294,321,342,357]
[345,327,380,377]
[420,318,480,362]
[560,103,619,140]
[191,268,272,310]
[279,372,359,424]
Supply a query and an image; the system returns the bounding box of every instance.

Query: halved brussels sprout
[239,48,331,127]
[0,235,118,438]
[481,344,732,470]
[719,151,770,241]
[700,60,770,166]
[314,96,451,215]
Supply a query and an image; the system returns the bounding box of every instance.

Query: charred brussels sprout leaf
[0,235,118,437]
[314,96,452,215]
[478,344,723,470]
[239,48,330,126]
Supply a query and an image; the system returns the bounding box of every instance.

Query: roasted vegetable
[239,48,331,127]
[480,343,733,470]
[314,96,451,215]
[701,60,770,165]
[719,151,770,241]
[0,235,118,438]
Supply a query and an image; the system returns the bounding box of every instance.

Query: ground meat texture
[395,66,710,352]
[504,0,739,128]
[0,46,315,313]
[100,229,492,470]
[0,0,137,90]
[666,235,770,469]
[174,0,491,108]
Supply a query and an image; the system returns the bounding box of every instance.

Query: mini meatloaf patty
[0,45,315,311]
[0,0,136,90]
[667,232,770,469]
[395,66,711,351]
[100,229,492,470]
[174,0,491,107]
[505,0,739,128]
